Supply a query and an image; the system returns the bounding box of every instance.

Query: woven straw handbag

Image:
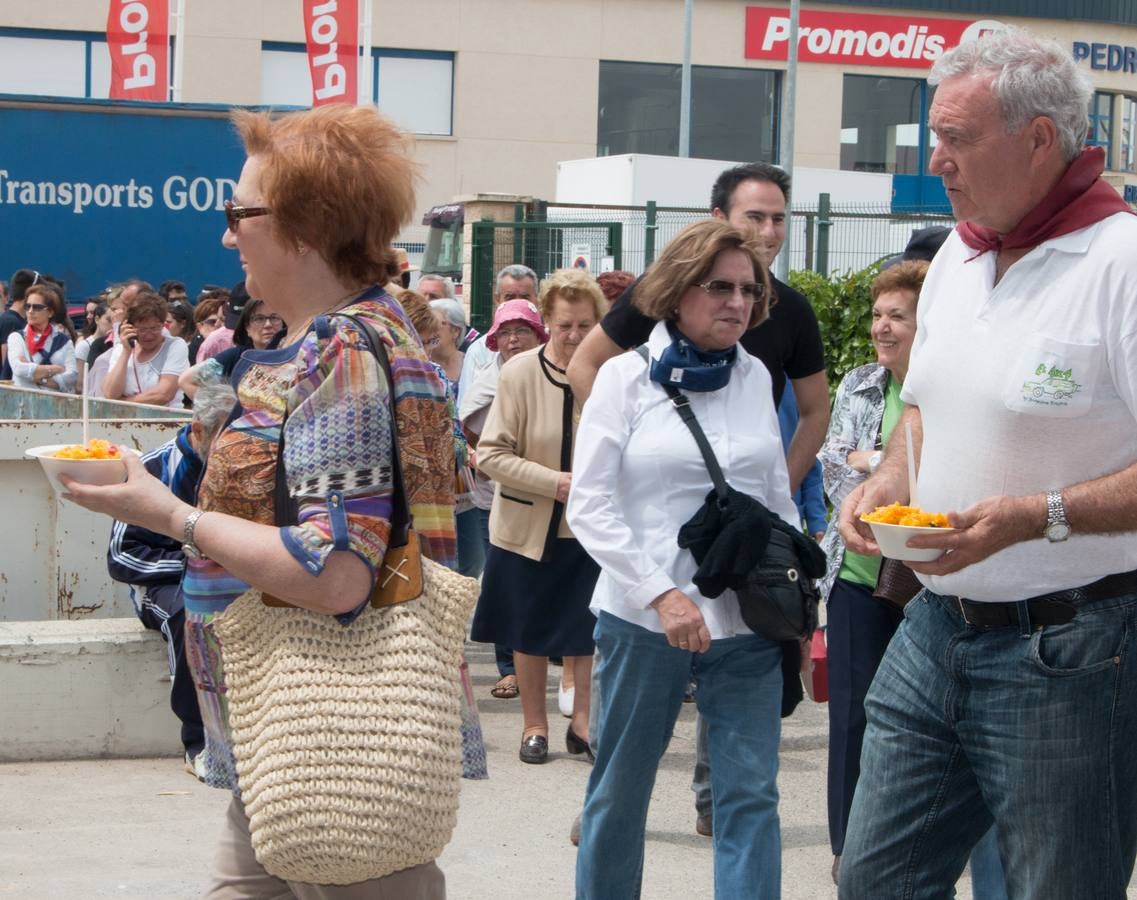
[214,557,479,885]
[214,311,479,884]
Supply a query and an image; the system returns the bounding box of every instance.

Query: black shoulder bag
[662,384,822,642]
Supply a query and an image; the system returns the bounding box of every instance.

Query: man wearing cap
[837,31,1137,898]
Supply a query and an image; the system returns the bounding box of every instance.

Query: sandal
[491,674,519,699]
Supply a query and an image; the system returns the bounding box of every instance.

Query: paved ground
[0,640,1066,900]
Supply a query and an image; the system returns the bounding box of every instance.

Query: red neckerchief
[956,146,1133,260]
[25,324,53,357]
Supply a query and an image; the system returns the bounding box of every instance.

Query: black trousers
[138,583,205,757]
[826,576,903,856]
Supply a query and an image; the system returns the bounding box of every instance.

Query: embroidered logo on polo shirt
[1020,363,1082,408]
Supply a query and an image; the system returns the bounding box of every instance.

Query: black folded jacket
[677,485,827,600]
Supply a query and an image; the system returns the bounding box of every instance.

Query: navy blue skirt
[470,538,599,656]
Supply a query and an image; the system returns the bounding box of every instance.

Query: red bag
[800,627,828,703]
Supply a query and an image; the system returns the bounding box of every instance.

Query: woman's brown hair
[634,219,772,330]
[871,260,929,302]
[396,290,438,343]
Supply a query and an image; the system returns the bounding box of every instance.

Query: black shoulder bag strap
[662,384,732,507]
[272,313,412,550]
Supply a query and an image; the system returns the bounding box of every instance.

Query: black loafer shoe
[566,725,594,761]
[519,734,548,764]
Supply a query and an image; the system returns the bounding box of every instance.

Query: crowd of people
[0,270,246,409]
[37,26,1137,900]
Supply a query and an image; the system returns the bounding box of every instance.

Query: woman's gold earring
[297,243,307,256]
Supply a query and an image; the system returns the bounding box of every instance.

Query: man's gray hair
[493,264,539,298]
[930,29,1092,162]
[429,297,467,332]
[191,382,238,441]
[418,274,455,299]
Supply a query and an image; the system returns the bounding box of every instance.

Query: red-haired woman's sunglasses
[224,199,272,232]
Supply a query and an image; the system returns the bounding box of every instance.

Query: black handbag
[662,385,823,643]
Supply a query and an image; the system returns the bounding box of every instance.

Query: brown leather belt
[950,570,1137,629]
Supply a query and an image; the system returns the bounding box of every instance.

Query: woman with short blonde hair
[471,271,607,763]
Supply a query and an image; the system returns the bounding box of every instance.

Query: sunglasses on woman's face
[224,199,272,233]
[26,303,50,313]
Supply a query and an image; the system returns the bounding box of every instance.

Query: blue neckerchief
[649,322,737,393]
[35,332,70,364]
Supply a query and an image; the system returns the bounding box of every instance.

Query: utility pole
[679,0,693,157]
[775,0,799,281]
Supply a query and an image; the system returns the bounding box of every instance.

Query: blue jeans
[969,826,1008,900]
[576,612,783,900]
[839,588,1137,900]
[826,577,903,856]
[455,506,485,578]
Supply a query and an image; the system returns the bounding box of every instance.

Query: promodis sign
[745,7,987,69]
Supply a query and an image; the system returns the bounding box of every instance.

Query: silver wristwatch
[868,451,883,475]
[181,509,207,560]
[1044,490,1071,543]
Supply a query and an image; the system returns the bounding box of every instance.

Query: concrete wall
[0,388,188,621]
[0,618,181,761]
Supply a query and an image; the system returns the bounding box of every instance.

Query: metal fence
[467,218,623,331]
[791,200,955,276]
[546,198,955,277]
[406,198,956,330]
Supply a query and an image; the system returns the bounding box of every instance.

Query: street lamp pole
[679,0,693,157]
[775,0,799,281]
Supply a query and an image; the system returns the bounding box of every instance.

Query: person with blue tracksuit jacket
[106,381,235,777]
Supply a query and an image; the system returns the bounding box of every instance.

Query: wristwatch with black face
[181,508,207,560]
[1044,490,1071,543]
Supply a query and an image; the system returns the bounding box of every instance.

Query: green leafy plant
[789,264,880,398]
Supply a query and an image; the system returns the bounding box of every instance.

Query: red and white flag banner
[304,0,359,106]
[107,0,169,101]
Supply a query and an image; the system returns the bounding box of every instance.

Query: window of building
[597,60,779,163]
[841,75,931,174]
[260,44,453,135]
[0,29,111,99]
[1120,96,1137,173]
[1089,91,1114,168]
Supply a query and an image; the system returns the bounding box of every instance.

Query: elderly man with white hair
[837,29,1137,899]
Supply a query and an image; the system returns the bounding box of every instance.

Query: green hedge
[788,264,880,396]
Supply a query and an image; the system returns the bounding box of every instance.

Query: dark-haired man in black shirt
[567,162,828,491]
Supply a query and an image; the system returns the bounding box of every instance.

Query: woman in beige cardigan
[471,269,608,764]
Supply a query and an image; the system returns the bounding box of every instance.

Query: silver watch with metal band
[181,508,207,560]
[1044,490,1071,543]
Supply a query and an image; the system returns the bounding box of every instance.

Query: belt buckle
[956,596,974,626]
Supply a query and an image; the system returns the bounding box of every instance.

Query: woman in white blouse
[7,283,77,392]
[568,219,798,900]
